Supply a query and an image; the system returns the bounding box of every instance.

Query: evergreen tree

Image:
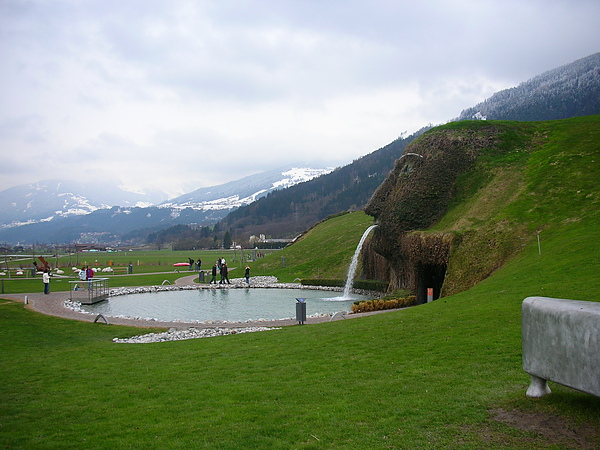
[222,230,232,249]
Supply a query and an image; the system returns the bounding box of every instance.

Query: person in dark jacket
[210,263,217,284]
[220,263,231,284]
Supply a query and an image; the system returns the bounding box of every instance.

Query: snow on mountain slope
[0,167,332,231]
[0,180,167,228]
[160,166,333,212]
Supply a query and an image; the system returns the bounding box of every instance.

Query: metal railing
[68,278,110,304]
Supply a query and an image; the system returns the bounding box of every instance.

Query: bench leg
[526,374,552,398]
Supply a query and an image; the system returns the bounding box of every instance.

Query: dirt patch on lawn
[487,408,599,449]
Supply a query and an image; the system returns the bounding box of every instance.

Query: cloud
[0,0,599,196]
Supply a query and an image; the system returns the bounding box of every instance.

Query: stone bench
[522,297,600,398]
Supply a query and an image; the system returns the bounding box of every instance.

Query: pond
[79,288,371,323]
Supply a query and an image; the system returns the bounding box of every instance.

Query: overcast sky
[1,0,599,198]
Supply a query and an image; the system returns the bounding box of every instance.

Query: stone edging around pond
[62,277,382,343]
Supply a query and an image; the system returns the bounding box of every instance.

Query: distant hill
[0,179,167,228]
[456,52,600,121]
[161,166,333,211]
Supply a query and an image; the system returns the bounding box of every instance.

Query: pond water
[80,288,370,323]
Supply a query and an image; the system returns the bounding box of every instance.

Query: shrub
[351,295,417,313]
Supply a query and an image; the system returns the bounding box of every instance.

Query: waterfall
[341,224,377,299]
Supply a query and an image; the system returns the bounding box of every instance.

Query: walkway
[175,273,202,285]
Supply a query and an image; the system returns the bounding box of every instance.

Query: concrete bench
[522,297,600,398]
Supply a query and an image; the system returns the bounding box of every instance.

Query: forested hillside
[217,128,428,240]
[457,52,600,121]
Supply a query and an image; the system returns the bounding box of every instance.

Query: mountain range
[1,52,598,245]
[0,166,332,244]
[0,180,166,228]
[160,167,333,212]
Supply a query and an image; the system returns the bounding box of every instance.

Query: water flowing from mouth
[341,224,378,299]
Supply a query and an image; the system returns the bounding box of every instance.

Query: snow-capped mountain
[160,166,333,212]
[0,180,169,229]
[0,166,332,243]
[456,52,600,121]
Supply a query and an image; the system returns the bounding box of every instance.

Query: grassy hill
[360,116,599,304]
[250,211,375,282]
[435,116,599,295]
[1,116,599,448]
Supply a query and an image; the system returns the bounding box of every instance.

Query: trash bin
[199,271,205,282]
[296,298,306,325]
[128,264,133,274]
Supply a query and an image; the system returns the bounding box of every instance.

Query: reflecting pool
[80,288,370,323]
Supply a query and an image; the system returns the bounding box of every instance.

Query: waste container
[128,264,133,274]
[199,271,205,282]
[296,298,306,325]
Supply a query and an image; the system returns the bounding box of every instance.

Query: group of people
[79,265,95,282]
[208,258,251,285]
[188,258,202,271]
[73,265,95,290]
[42,264,96,294]
[210,258,230,284]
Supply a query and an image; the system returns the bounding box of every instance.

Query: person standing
[220,262,231,284]
[42,269,50,294]
[245,265,250,285]
[86,265,94,289]
[210,263,217,284]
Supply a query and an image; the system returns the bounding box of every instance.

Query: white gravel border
[113,326,281,343]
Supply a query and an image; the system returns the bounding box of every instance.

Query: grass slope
[1,116,599,448]
[251,211,375,283]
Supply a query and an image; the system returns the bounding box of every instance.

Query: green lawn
[1,215,598,448]
[0,248,280,294]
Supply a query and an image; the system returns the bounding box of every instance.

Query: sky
[1,0,599,198]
